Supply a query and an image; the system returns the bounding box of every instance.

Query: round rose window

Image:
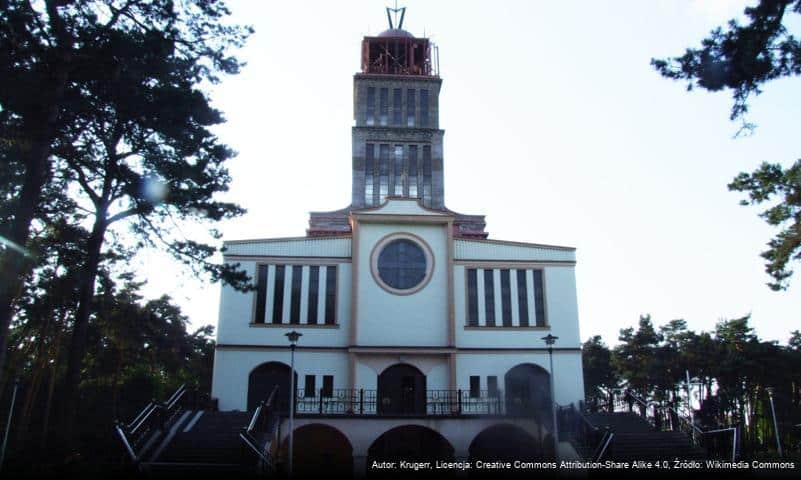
[371,234,434,294]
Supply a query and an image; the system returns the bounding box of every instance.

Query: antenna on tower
[386,1,406,30]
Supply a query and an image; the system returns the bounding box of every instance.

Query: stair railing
[240,385,281,472]
[622,389,738,461]
[114,383,187,464]
[560,403,616,461]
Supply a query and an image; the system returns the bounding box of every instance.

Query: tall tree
[48,19,253,440]
[582,335,618,410]
[651,0,801,290]
[0,0,251,384]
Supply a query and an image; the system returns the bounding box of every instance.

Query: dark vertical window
[533,270,546,326]
[393,145,403,196]
[408,145,418,198]
[379,144,389,203]
[254,265,268,324]
[366,87,375,125]
[290,265,302,324]
[322,375,334,397]
[379,87,388,126]
[272,265,285,324]
[469,376,481,398]
[406,88,416,126]
[483,269,495,326]
[393,88,402,125]
[325,266,337,325]
[304,375,315,398]
[500,269,512,327]
[365,143,374,206]
[517,270,530,327]
[307,265,319,325]
[420,89,429,127]
[422,145,432,206]
[487,376,499,397]
[467,268,478,326]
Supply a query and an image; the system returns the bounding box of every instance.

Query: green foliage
[585,313,801,457]
[728,160,801,290]
[651,0,801,290]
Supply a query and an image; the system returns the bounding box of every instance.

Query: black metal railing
[240,386,281,473]
[292,389,504,416]
[114,383,190,464]
[558,403,613,461]
[597,388,739,461]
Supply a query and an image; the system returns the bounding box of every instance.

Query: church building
[211,8,584,476]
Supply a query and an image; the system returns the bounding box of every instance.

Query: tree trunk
[0,50,71,385]
[61,214,107,447]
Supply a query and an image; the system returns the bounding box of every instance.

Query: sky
[135,0,800,346]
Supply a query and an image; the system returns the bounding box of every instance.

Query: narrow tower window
[365,143,375,206]
[406,89,416,126]
[393,145,404,196]
[393,88,402,125]
[422,145,432,206]
[379,87,388,126]
[379,144,389,203]
[366,87,375,126]
[420,89,429,127]
[408,145,418,198]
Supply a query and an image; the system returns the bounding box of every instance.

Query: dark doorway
[367,425,454,476]
[504,364,551,417]
[247,362,296,412]
[469,424,549,477]
[377,364,426,415]
[281,424,353,478]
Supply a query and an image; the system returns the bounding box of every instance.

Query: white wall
[211,349,350,411]
[455,352,584,407]
[355,222,449,346]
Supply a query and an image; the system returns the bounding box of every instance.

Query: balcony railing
[292,389,508,416]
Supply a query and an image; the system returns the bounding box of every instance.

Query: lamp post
[542,334,559,463]
[766,387,782,457]
[285,330,302,477]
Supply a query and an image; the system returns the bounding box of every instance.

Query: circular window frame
[370,232,435,296]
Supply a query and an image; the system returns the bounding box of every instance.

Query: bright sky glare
[136,0,800,346]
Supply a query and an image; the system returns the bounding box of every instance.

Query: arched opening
[469,424,551,476]
[280,424,353,477]
[247,361,296,412]
[377,363,426,415]
[367,425,454,472]
[504,363,551,418]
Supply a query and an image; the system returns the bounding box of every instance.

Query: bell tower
[308,7,487,238]
[351,6,443,209]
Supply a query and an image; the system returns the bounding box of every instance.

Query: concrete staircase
[583,412,704,461]
[142,410,255,475]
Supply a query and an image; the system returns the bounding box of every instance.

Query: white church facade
[211,9,584,476]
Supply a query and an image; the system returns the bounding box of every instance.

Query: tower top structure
[361,5,439,77]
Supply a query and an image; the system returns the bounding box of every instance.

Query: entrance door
[377,364,426,415]
[504,364,551,417]
[247,362,296,413]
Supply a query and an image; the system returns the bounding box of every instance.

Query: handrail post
[359,389,364,415]
[319,389,323,414]
[457,389,462,415]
